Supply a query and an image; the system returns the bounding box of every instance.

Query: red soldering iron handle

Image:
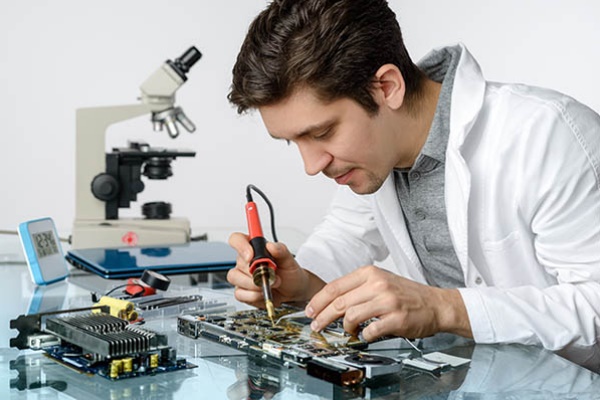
[245,202,264,240]
[245,201,277,275]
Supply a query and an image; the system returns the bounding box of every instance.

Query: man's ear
[373,64,405,110]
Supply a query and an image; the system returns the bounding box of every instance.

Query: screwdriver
[245,191,277,325]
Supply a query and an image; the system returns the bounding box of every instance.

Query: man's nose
[298,142,332,176]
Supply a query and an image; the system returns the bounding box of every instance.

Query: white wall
[1,0,599,243]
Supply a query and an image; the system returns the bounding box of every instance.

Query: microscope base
[71,218,191,249]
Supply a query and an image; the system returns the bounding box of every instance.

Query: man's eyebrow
[268,119,337,141]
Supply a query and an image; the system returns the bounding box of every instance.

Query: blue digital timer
[18,217,69,285]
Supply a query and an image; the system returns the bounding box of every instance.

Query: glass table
[1,234,599,399]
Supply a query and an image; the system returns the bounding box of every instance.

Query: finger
[342,299,389,335]
[228,232,253,262]
[227,265,254,288]
[310,286,376,333]
[233,286,265,308]
[229,266,279,308]
[271,274,282,289]
[360,315,398,342]
[266,241,291,262]
[265,242,287,288]
[307,266,373,319]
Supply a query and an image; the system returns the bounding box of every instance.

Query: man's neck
[395,78,442,168]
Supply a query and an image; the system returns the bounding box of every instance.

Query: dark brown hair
[228,0,425,115]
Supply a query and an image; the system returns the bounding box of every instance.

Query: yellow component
[149,354,159,369]
[110,360,123,379]
[122,357,133,373]
[93,296,136,321]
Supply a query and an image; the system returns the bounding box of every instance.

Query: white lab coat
[295,44,600,368]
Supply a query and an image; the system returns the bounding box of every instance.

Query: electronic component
[124,270,171,297]
[93,296,138,321]
[306,357,364,386]
[141,269,171,290]
[402,357,448,373]
[421,351,470,367]
[137,294,231,320]
[328,354,402,379]
[18,217,69,285]
[177,306,403,386]
[10,308,195,380]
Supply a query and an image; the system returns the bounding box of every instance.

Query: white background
[1,0,599,243]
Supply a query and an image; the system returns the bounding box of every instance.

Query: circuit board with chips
[177,306,402,386]
[10,310,196,380]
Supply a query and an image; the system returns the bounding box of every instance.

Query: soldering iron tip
[266,300,276,326]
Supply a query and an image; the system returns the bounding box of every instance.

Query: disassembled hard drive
[10,307,195,380]
[177,306,403,386]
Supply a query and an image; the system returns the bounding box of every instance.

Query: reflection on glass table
[1,231,599,399]
[7,334,600,400]
[6,348,196,400]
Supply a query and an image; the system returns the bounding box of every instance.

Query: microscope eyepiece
[168,46,202,80]
[177,47,202,72]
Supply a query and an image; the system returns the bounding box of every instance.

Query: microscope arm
[75,104,151,221]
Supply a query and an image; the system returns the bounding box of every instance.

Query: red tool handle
[245,201,277,274]
[245,202,264,239]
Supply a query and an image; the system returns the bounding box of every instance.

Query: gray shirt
[393,46,465,288]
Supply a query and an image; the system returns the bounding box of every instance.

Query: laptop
[65,241,237,279]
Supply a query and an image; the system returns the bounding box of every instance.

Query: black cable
[91,282,146,301]
[246,184,278,243]
[104,284,131,297]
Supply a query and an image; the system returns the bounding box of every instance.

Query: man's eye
[314,129,331,141]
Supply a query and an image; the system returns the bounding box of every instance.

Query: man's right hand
[227,232,325,308]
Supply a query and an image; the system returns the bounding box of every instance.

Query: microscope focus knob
[91,173,120,201]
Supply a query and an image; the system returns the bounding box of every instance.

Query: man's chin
[327,170,384,194]
[345,180,382,195]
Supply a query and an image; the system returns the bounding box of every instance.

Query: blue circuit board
[43,344,196,380]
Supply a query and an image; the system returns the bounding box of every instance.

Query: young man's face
[259,87,404,195]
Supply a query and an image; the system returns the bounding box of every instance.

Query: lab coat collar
[418,43,486,149]
[440,43,485,271]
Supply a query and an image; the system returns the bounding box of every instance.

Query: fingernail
[310,321,320,332]
[305,306,314,318]
[243,250,252,261]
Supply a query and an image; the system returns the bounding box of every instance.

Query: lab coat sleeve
[295,186,389,283]
[459,93,600,362]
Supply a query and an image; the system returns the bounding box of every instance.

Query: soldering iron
[244,185,278,325]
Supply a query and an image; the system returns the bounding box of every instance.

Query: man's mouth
[333,169,354,185]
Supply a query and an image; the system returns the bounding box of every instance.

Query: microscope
[71,47,201,249]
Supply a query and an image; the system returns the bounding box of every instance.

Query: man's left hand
[304,265,473,341]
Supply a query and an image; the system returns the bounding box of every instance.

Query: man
[226,0,600,370]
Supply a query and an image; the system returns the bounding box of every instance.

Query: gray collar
[414,45,463,164]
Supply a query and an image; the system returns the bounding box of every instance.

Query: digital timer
[18,217,69,285]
